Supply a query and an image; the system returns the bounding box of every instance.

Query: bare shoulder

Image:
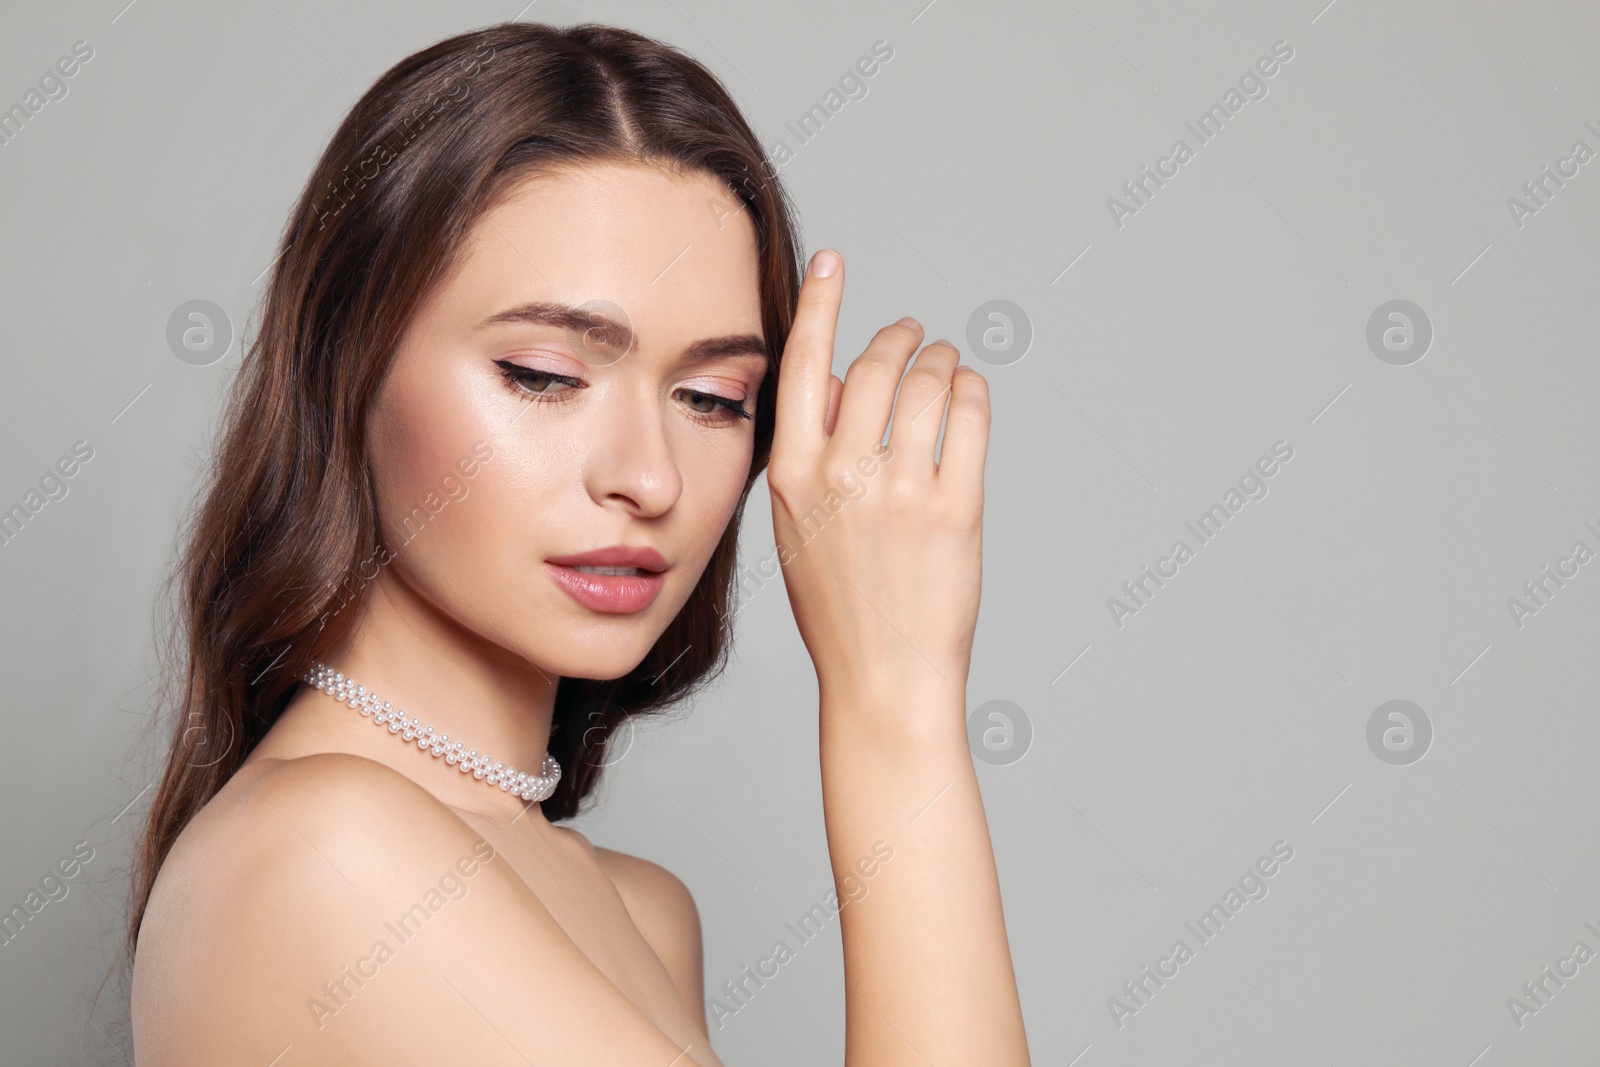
[133,754,715,1066]
[592,844,706,1030]
[592,844,699,922]
[132,754,494,1052]
[143,752,491,916]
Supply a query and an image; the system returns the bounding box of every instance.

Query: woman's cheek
[459,432,568,555]
[697,434,753,534]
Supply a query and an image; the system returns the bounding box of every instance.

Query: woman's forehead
[434,162,764,348]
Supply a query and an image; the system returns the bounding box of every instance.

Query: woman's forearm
[821,681,1030,1066]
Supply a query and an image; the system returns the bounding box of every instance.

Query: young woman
[126,21,1027,1065]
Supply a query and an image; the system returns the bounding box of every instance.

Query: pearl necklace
[302,663,562,803]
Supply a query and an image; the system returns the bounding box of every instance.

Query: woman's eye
[679,389,753,422]
[495,360,580,399]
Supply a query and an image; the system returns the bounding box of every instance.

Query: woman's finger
[885,339,959,472]
[772,250,844,462]
[823,374,845,437]
[934,365,990,491]
[829,317,923,456]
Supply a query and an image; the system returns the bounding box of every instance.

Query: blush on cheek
[681,437,753,563]
[371,342,502,534]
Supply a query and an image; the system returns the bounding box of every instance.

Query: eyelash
[493,360,753,424]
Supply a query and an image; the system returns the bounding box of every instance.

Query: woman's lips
[544,562,665,614]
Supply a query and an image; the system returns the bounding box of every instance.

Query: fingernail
[810,249,840,277]
[896,316,920,329]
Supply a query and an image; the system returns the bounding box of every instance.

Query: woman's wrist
[818,675,972,766]
[817,660,969,713]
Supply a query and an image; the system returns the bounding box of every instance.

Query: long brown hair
[127,20,800,956]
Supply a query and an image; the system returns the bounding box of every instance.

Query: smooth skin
[130,161,1027,1065]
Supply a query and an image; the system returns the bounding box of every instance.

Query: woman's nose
[582,384,683,517]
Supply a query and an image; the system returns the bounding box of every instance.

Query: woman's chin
[541,644,662,683]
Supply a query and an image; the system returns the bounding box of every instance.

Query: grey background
[2,0,1597,1063]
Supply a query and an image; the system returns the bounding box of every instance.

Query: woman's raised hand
[768,249,990,717]
[768,250,1027,1066]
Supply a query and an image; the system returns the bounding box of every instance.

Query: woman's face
[366,161,766,680]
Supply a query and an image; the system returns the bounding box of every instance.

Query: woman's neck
[266,573,561,818]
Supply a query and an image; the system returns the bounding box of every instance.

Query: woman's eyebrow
[474,300,769,367]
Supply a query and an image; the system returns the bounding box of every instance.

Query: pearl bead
[302,662,561,803]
